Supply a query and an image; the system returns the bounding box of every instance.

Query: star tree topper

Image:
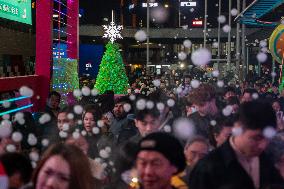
[103,11,123,43]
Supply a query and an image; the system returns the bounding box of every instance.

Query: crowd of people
[1,76,284,189]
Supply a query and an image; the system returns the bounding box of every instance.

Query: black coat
[188,140,284,189]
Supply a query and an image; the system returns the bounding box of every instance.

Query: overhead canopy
[235,0,283,27]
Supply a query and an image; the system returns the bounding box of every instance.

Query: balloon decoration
[269,24,284,86]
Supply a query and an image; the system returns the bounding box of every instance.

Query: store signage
[0,0,32,25]
[142,3,158,7]
[180,2,197,7]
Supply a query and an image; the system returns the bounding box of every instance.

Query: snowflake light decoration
[102,11,123,43]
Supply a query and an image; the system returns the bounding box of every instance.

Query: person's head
[82,105,102,132]
[272,83,279,94]
[188,84,218,116]
[65,134,89,155]
[113,96,130,119]
[185,100,197,117]
[227,96,240,114]
[57,107,76,132]
[213,116,234,147]
[136,132,186,189]
[0,152,33,189]
[184,136,209,167]
[240,88,258,103]
[47,91,61,110]
[33,143,93,189]
[224,86,236,100]
[233,100,276,157]
[272,100,281,113]
[134,107,161,137]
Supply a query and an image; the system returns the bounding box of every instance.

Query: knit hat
[137,132,186,173]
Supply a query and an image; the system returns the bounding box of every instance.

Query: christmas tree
[95,42,129,94]
[52,58,79,104]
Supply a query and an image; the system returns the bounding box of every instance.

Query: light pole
[217,0,221,71]
[146,0,150,75]
[241,0,246,80]
[236,0,241,79]
[203,0,207,48]
[227,0,232,70]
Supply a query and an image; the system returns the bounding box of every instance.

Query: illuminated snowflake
[102,20,123,43]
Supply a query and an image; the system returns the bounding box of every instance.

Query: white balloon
[191,48,211,66]
[222,105,233,116]
[153,79,161,87]
[257,52,267,63]
[0,120,12,138]
[39,113,51,124]
[167,99,175,107]
[163,125,172,133]
[28,134,37,146]
[231,8,238,16]
[136,99,146,110]
[73,89,82,97]
[191,80,200,88]
[252,93,259,99]
[212,70,220,77]
[178,52,187,61]
[157,102,165,111]
[41,139,49,147]
[173,118,196,140]
[91,88,99,96]
[19,86,34,97]
[150,7,169,24]
[232,127,243,136]
[217,15,226,23]
[146,100,154,109]
[6,144,16,152]
[12,132,23,142]
[217,80,224,88]
[99,149,110,159]
[2,102,10,108]
[29,151,40,162]
[81,86,91,96]
[222,25,231,33]
[134,30,147,42]
[263,127,276,139]
[92,127,100,134]
[73,105,83,115]
[183,40,192,48]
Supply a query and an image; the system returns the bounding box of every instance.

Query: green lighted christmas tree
[95,42,129,94]
[52,58,79,104]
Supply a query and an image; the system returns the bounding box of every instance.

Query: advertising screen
[0,0,32,25]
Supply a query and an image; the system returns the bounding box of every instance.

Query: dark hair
[242,88,258,96]
[135,107,160,121]
[33,143,94,189]
[213,115,235,135]
[83,104,102,122]
[0,152,33,184]
[238,100,276,130]
[48,91,61,100]
[188,84,216,106]
[224,86,236,95]
[227,96,240,106]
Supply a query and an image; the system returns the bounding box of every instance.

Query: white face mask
[191,107,197,113]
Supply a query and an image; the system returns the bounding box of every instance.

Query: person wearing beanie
[135,132,186,189]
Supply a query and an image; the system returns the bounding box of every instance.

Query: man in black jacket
[189,100,284,189]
